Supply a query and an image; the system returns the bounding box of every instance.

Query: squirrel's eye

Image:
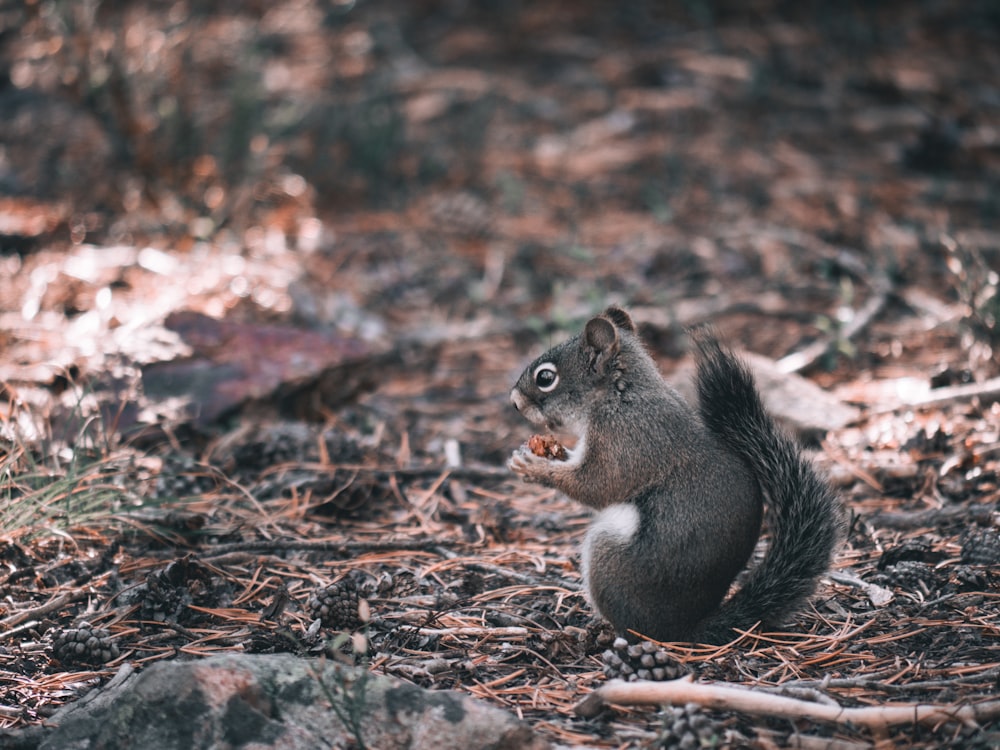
[533,363,559,392]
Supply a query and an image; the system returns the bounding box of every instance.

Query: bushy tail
[690,329,845,644]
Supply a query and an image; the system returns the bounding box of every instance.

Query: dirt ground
[1,1,999,747]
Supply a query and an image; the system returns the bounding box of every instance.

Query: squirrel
[508,306,844,644]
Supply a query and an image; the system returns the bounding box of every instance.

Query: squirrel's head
[510,306,637,437]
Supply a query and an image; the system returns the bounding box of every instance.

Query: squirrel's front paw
[508,446,552,483]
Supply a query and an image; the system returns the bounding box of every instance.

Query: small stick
[0,591,88,628]
[399,625,529,638]
[777,271,892,375]
[201,538,468,557]
[870,503,998,530]
[0,619,41,642]
[574,675,1000,731]
[880,375,1000,412]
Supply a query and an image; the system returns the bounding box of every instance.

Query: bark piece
[141,311,389,425]
[672,352,860,444]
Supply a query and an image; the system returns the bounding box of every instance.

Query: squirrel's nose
[510,389,524,412]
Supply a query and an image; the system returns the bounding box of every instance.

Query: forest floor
[1,1,999,747]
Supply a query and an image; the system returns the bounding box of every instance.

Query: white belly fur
[580,503,640,605]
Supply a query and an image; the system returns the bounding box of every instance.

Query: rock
[24,653,549,750]
[141,311,390,425]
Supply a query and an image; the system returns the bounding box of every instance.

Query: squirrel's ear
[602,306,636,333]
[583,316,620,373]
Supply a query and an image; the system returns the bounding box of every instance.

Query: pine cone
[376,571,421,598]
[877,539,934,568]
[307,576,370,631]
[654,703,724,749]
[139,578,186,623]
[138,558,211,624]
[229,423,313,471]
[429,192,494,238]
[584,620,617,654]
[954,564,994,590]
[870,560,942,593]
[152,455,217,500]
[961,528,1000,566]
[52,621,120,666]
[602,637,688,682]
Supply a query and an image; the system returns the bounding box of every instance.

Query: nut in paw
[508,446,551,481]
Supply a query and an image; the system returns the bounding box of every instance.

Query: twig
[777,271,892,375]
[260,461,513,483]
[871,375,1000,413]
[869,503,998,531]
[781,665,1000,695]
[0,591,88,628]
[396,625,529,638]
[758,685,841,708]
[0,619,41,642]
[574,675,1000,730]
[757,728,873,750]
[464,561,553,587]
[201,538,470,558]
[827,571,894,607]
